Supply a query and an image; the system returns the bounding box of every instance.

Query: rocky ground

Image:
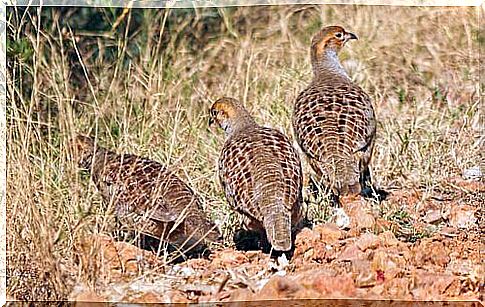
[68,177,484,304]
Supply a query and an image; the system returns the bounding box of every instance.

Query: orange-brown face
[208,97,238,131]
[73,135,96,166]
[312,25,358,56]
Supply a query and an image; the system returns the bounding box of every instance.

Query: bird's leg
[359,166,389,202]
[359,165,372,193]
[329,190,341,207]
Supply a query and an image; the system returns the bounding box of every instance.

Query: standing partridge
[292,26,376,198]
[209,97,303,252]
[74,135,220,254]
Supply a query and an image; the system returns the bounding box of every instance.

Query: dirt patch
[68,181,483,303]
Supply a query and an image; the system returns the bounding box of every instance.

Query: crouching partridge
[74,135,221,255]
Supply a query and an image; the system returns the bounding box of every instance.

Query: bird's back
[76,136,220,247]
[219,126,303,250]
[293,76,376,195]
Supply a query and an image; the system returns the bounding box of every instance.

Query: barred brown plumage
[292,25,376,197]
[74,135,221,254]
[210,97,303,252]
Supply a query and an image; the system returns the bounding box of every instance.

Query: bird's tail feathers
[262,200,292,252]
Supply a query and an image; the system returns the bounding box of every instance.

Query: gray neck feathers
[223,113,256,138]
[312,49,350,81]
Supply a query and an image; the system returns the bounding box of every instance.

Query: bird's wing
[294,83,375,162]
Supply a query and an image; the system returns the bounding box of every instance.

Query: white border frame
[5,0,484,7]
[0,1,481,305]
[1,0,6,304]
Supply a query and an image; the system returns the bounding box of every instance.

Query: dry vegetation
[6,5,483,302]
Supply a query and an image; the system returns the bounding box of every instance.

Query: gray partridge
[209,97,303,252]
[292,26,376,198]
[74,135,220,253]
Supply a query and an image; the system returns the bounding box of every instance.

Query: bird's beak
[346,32,358,41]
[208,117,215,127]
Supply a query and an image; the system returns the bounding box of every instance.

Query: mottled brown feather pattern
[293,26,376,196]
[210,97,303,251]
[75,135,220,250]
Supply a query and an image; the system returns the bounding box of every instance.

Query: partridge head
[311,26,358,56]
[74,134,100,169]
[209,97,256,136]
[311,26,358,77]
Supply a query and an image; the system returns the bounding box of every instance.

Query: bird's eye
[335,32,343,39]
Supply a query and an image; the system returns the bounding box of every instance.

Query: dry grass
[6,5,481,300]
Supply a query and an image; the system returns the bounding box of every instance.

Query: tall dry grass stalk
[6,5,481,300]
